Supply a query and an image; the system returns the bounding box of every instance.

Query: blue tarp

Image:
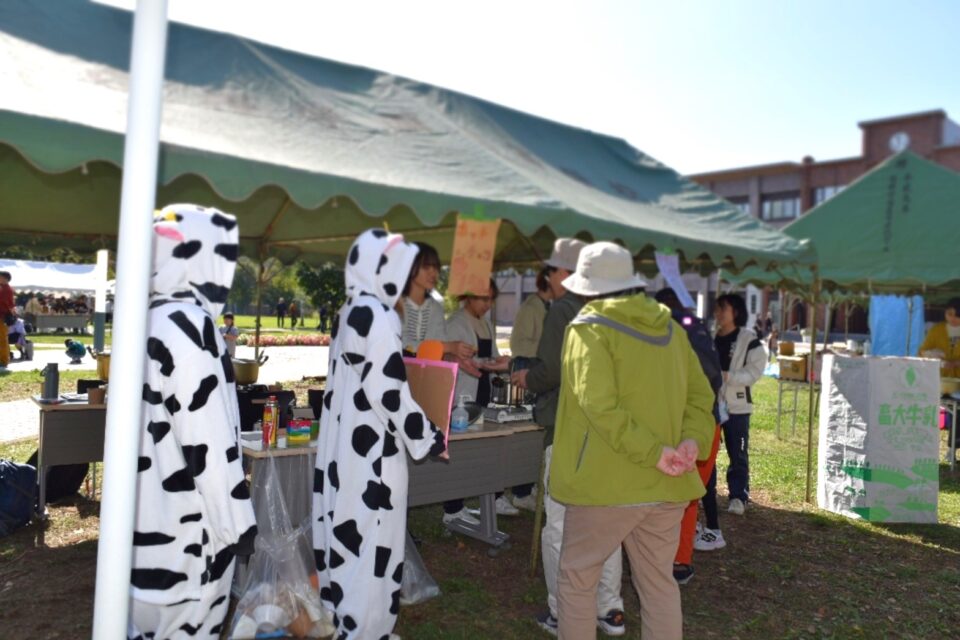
[868,295,925,357]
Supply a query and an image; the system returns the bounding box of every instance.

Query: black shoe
[535,611,558,636]
[597,608,625,636]
[673,563,695,585]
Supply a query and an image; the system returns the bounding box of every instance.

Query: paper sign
[655,251,696,310]
[447,215,501,296]
[404,357,459,450]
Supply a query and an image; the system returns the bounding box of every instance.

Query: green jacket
[549,294,716,506]
[524,292,584,445]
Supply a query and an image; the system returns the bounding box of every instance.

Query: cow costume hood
[152,204,239,319]
[344,228,419,312]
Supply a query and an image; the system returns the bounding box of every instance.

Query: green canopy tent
[730,151,960,295]
[726,151,960,500]
[0,0,811,278]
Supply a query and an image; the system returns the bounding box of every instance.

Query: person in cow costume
[128,204,257,639]
[313,229,447,640]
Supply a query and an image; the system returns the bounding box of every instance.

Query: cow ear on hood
[151,204,239,318]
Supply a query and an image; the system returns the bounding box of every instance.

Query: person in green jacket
[551,242,715,640]
[512,238,628,637]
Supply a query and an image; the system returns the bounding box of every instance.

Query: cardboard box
[779,355,807,381]
[779,341,795,356]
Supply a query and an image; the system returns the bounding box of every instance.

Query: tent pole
[804,269,820,504]
[92,2,168,638]
[906,295,913,355]
[254,248,265,362]
[823,302,832,350]
[93,249,109,353]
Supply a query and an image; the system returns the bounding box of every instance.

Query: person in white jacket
[712,294,766,516]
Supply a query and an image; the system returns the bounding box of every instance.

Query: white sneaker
[693,527,726,551]
[496,495,520,516]
[512,493,537,512]
[442,508,480,526]
[728,498,745,515]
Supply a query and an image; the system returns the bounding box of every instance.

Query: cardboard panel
[404,357,458,449]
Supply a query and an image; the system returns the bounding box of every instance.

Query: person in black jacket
[655,289,725,584]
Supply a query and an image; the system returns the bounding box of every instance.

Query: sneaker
[442,508,480,526]
[673,563,695,585]
[512,493,538,512]
[496,495,520,516]
[728,498,746,515]
[597,609,626,636]
[694,527,726,551]
[535,612,558,636]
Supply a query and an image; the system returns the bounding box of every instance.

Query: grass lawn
[0,368,92,403]
[232,313,326,334]
[1,377,958,638]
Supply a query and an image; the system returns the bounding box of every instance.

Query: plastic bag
[230,453,334,639]
[399,531,440,605]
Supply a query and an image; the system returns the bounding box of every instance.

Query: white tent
[0,258,97,294]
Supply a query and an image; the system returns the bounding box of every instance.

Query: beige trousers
[557,502,685,640]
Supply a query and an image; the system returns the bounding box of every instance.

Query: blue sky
[101,0,960,174]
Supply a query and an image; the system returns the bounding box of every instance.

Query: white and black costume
[313,230,446,640]
[129,205,257,639]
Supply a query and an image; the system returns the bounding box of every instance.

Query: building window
[761,192,801,221]
[728,196,751,216]
[812,184,845,206]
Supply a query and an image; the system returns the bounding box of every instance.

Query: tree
[297,262,346,326]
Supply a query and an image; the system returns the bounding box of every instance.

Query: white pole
[93,249,109,352]
[92,2,168,638]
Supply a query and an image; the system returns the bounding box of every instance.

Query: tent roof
[0,0,810,272]
[0,258,97,294]
[727,151,960,297]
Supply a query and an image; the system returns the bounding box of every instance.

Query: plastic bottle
[863,340,871,357]
[263,396,278,448]
[451,395,470,432]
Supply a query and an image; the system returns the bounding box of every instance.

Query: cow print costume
[313,229,446,640]
[128,204,257,640]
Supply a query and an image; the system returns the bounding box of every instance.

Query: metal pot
[942,377,960,396]
[232,352,268,386]
[87,347,111,381]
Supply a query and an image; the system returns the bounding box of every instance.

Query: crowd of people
[308,231,767,640]
[120,207,767,639]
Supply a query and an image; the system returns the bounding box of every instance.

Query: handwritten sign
[447,215,501,296]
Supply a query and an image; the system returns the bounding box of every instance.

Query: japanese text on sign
[447,215,501,296]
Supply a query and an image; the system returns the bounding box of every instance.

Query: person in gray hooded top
[129,204,257,640]
[313,229,447,640]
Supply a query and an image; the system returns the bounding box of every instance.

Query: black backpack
[671,309,723,402]
[25,450,88,504]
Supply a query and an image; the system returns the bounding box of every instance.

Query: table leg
[951,402,957,473]
[776,381,784,439]
[791,386,800,436]
[443,493,510,550]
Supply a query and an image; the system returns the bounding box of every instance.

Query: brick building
[689,110,960,334]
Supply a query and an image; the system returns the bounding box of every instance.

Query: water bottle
[41,363,59,400]
[451,395,470,433]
